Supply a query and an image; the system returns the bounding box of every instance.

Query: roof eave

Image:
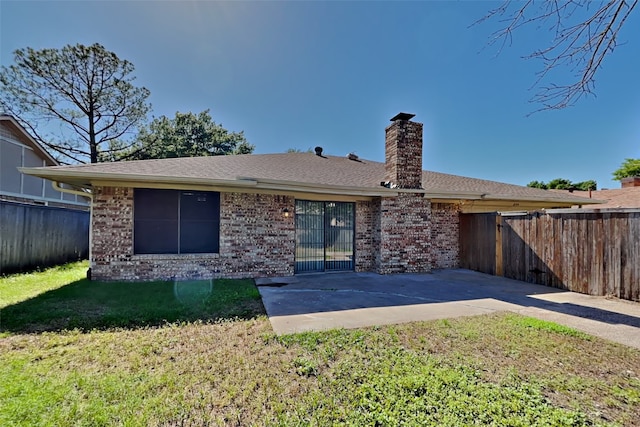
[19,168,407,197]
[1,116,58,166]
[480,193,604,205]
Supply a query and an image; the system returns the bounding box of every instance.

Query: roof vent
[314,146,323,156]
[390,112,415,122]
[347,152,359,161]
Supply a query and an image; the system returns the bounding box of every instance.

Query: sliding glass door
[295,200,354,273]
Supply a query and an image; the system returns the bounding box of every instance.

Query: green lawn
[0,261,263,333]
[1,263,639,426]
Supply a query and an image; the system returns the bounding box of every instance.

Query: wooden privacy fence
[460,210,640,301]
[0,201,89,274]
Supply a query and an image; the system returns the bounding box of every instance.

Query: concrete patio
[257,269,640,349]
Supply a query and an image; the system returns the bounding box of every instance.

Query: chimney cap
[390,112,415,122]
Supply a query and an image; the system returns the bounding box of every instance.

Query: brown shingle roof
[552,188,640,209]
[20,152,596,205]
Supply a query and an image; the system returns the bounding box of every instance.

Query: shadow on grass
[0,278,266,334]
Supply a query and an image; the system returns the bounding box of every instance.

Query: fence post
[495,214,503,276]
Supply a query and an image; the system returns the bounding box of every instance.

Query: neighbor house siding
[0,120,87,207]
[430,202,460,268]
[91,186,295,281]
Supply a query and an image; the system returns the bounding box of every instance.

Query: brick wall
[220,193,294,278]
[384,118,424,189]
[377,194,431,274]
[90,186,461,281]
[91,187,294,281]
[92,186,134,280]
[355,199,381,272]
[621,177,640,188]
[430,202,460,268]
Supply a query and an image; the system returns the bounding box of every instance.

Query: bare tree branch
[475,0,637,112]
[0,43,151,163]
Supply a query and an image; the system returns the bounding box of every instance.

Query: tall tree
[527,178,597,190]
[127,110,254,160]
[612,158,640,180]
[0,43,151,163]
[478,1,637,111]
[527,180,548,189]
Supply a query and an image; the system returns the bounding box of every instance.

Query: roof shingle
[21,152,596,205]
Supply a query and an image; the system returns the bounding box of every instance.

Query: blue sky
[2,1,639,189]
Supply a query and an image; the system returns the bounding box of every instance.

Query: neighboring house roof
[552,188,640,209]
[20,153,598,210]
[0,115,58,166]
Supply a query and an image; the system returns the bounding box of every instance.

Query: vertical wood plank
[495,214,503,276]
[1,201,89,274]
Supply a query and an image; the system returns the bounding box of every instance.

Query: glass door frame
[294,200,355,273]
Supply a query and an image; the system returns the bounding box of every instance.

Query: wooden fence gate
[460,210,640,301]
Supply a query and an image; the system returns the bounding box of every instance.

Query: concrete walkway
[256,269,640,350]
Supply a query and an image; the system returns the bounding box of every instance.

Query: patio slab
[256,269,640,349]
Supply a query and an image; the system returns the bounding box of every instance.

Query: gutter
[236,176,418,196]
[52,181,92,199]
[422,190,486,200]
[19,167,261,189]
[22,167,604,205]
[484,194,604,205]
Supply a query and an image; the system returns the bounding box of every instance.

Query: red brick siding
[91,187,134,278]
[90,187,461,281]
[220,193,295,277]
[378,194,431,274]
[355,199,381,272]
[384,120,423,189]
[91,187,294,281]
[430,202,460,268]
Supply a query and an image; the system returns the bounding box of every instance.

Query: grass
[0,262,86,308]
[1,263,640,426]
[0,261,263,334]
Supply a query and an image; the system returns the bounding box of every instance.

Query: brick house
[21,113,595,281]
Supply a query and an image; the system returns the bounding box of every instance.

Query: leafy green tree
[574,180,597,191]
[526,180,547,190]
[612,158,640,180]
[546,178,574,190]
[0,43,151,163]
[128,110,254,160]
[527,178,597,191]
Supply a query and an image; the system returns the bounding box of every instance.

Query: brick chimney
[384,112,423,189]
[621,177,640,188]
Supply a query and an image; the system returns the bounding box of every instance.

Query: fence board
[459,210,640,302]
[0,201,89,274]
[459,213,495,274]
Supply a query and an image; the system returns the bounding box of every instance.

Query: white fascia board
[238,176,416,196]
[19,167,259,189]
[545,207,640,214]
[480,193,604,205]
[422,190,486,200]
